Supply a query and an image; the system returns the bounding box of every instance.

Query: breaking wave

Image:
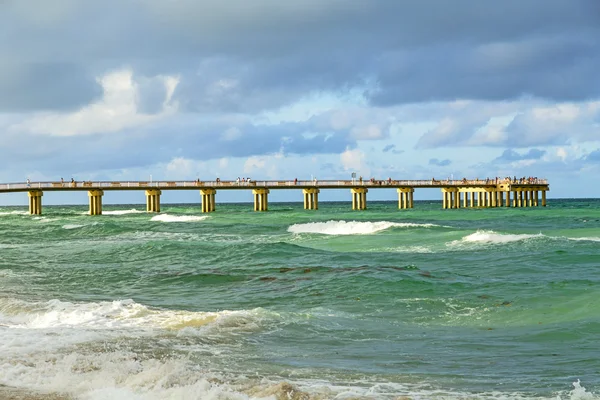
[102,209,145,215]
[288,220,440,235]
[151,214,208,223]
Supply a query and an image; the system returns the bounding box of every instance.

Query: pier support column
[351,188,368,210]
[253,189,269,211]
[534,191,539,207]
[303,188,320,210]
[88,190,104,215]
[441,188,458,209]
[200,189,216,213]
[397,188,414,209]
[145,189,161,213]
[505,191,511,207]
[469,192,474,208]
[28,190,43,215]
[542,190,547,207]
[491,191,497,207]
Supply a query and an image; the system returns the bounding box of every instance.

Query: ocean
[0,199,599,399]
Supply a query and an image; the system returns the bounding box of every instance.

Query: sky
[1,0,599,205]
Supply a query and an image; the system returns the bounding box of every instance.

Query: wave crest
[288,220,439,235]
[453,230,544,245]
[151,214,208,223]
[102,209,144,216]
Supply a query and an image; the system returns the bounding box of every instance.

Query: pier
[0,178,549,215]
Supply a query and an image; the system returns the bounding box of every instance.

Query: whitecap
[450,230,544,246]
[0,210,28,216]
[567,236,600,243]
[102,209,145,216]
[288,220,440,235]
[151,214,208,223]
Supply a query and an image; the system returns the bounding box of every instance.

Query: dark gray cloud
[2,0,599,113]
[429,158,452,167]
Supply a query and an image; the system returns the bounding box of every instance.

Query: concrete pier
[2,178,550,214]
[302,188,319,210]
[88,190,104,215]
[253,188,269,211]
[28,190,43,215]
[200,189,216,213]
[397,187,414,209]
[145,189,161,213]
[351,188,367,210]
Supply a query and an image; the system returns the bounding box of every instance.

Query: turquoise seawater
[0,199,599,399]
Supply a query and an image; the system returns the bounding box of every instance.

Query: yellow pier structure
[397,187,414,209]
[200,189,216,213]
[145,189,161,213]
[28,190,43,215]
[351,188,368,210]
[88,190,104,215]
[253,189,269,211]
[303,188,319,210]
[1,178,549,215]
[442,183,548,209]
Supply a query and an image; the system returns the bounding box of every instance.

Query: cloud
[417,100,600,149]
[493,149,547,163]
[585,149,600,162]
[9,69,178,136]
[3,0,599,115]
[340,148,370,177]
[429,158,452,167]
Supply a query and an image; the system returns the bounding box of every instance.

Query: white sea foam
[452,230,544,245]
[102,209,145,216]
[568,236,600,243]
[151,214,208,223]
[62,223,100,230]
[288,220,439,235]
[0,298,265,333]
[0,295,595,400]
[0,210,28,216]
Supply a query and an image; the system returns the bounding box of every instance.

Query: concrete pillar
[518,191,523,207]
[253,189,269,211]
[28,190,43,215]
[468,191,473,208]
[542,190,547,207]
[303,188,319,210]
[397,188,414,209]
[506,191,511,207]
[534,191,539,206]
[351,188,367,210]
[200,189,216,213]
[88,190,104,215]
[529,190,534,207]
[145,189,161,213]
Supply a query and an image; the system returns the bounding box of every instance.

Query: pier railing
[0,178,549,192]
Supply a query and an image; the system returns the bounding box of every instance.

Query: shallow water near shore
[1,199,599,399]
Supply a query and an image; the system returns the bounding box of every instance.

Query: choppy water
[1,199,599,399]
